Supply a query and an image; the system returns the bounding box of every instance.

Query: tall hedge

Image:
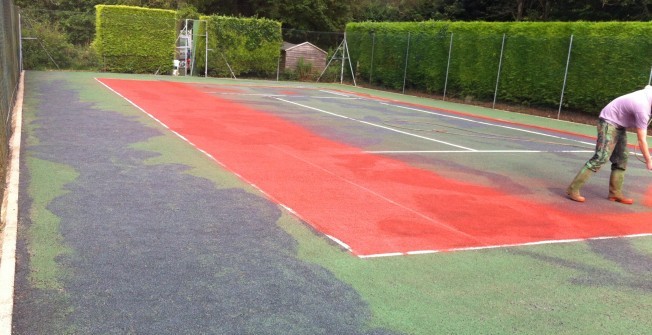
[347,21,652,114]
[94,5,177,74]
[194,15,282,77]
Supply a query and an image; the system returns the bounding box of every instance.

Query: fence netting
[0,0,21,204]
[17,8,652,119]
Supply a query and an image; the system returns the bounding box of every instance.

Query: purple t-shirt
[599,85,652,129]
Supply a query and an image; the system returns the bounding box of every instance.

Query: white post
[558,34,573,119]
[204,20,208,78]
[18,12,23,72]
[648,65,651,85]
[443,32,453,100]
[402,32,411,94]
[340,35,345,84]
[493,33,506,109]
[344,35,357,86]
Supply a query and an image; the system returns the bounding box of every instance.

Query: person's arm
[636,127,652,170]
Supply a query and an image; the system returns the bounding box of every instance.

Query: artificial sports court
[98,78,652,258]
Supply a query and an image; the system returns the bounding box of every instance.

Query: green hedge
[195,15,282,77]
[347,21,652,114]
[94,5,177,74]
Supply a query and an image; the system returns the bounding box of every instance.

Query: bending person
[567,85,652,204]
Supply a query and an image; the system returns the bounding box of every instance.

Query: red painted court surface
[99,78,652,257]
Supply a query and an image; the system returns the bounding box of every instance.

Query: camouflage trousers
[585,118,628,172]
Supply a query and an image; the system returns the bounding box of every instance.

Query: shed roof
[281,41,327,54]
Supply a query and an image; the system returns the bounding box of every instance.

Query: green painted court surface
[11,71,652,334]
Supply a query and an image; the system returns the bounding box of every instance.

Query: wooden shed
[280,42,327,73]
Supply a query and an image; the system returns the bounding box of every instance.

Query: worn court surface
[11,71,652,334]
[99,78,652,257]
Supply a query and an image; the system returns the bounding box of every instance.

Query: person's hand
[648,160,652,171]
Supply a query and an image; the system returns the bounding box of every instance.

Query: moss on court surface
[13,71,652,335]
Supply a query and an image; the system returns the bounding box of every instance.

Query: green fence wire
[0,0,21,204]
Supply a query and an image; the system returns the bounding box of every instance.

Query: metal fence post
[370,32,375,84]
[493,33,506,109]
[204,20,208,78]
[402,32,411,94]
[648,65,652,85]
[557,34,573,119]
[443,32,453,100]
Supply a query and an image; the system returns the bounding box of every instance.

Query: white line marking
[365,150,595,154]
[359,252,405,258]
[97,79,361,257]
[274,97,477,151]
[269,144,480,242]
[0,71,24,333]
[381,102,596,148]
[205,92,358,100]
[318,89,351,97]
[325,235,352,251]
[357,233,652,258]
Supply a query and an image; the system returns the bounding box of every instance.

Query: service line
[273,97,477,151]
[381,102,596,148]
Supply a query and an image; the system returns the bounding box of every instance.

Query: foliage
[192,0,353,31]
[347,21,652,113]
[21,17,98,70]
[94,5,177,74]
[195,15,282,77]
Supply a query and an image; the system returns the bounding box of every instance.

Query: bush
[195,15,282,78]
[21,18,77,70]
[94,5,177,74]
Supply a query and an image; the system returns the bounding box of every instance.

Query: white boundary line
[359,233,652,258]
[269,145,479,241]
[96,79,356,254]
[381,102,597,148]
[0,71,24,334]
[365,150,595,154]
[273,97,476,151]
[205,92,359,100]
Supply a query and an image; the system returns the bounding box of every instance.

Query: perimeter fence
[16,7,652,119]
[0,0,21,206]
[346,29,652,117]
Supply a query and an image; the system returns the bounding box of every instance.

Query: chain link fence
[346,29,652,117]
[20,8,652,119]
[0,0,21,203]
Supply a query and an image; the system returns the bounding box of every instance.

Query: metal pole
[18,12,23,72]
[345,36,357,86]
[493,33,506,109]
[184,19,189,76]
[204,20,208,78]
[317,39,344,82]
[340,35,345,84]
[402,32,411,94]
[443,32,453,100]
[557,34,573,119]
[370,32,375,84]
[648,65,652,85]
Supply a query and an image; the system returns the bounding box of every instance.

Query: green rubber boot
[608,169,634,204]
[566,166,593,202]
